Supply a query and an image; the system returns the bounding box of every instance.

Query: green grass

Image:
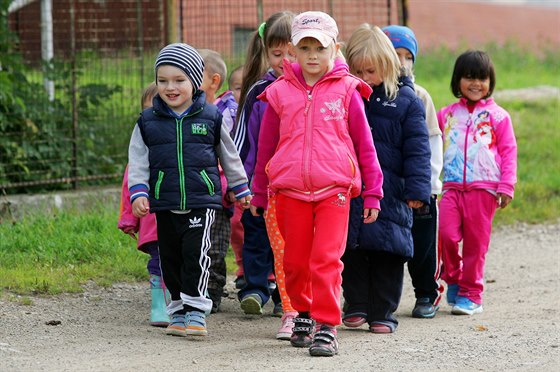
[0,205,147,295]
[1,44,559,295]
[415,42,560,109]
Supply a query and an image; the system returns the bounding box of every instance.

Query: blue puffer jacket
[347,76,431,259]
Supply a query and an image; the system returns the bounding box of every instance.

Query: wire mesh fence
[2,0,405,193]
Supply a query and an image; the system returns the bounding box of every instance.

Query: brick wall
[408,0,560,53]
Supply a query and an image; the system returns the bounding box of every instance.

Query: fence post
[70,0,78,189]
[40,0,54,101]
[257,0,263,24]
[136,0,144,89]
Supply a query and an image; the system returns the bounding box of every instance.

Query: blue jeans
[237,209,274,304]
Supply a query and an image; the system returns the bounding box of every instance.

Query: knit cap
[155,43,204,91]
[382,25,418,63]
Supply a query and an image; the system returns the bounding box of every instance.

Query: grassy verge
[1,44,559,295]
[0,206,147,295]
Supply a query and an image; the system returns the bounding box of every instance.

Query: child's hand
[132,197,149,218]
[227,191,237,203]
[407,200,424,209]
[238,194,253,209]
[497,193,512,209]
[363,208,379,223]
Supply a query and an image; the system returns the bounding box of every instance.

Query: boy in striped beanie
[127,43,252,337]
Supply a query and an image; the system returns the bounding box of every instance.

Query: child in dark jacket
[383,25,445,318]
[342,24,432,333]
[128,43,251,337]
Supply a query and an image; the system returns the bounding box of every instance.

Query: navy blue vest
[138,92,223,211]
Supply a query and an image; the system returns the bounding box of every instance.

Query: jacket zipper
[175,105,204,210]
[463,111,473,187]
[176,117,186,209]
[303,89,313,197]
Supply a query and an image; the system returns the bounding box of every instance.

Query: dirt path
[1,222,559,371]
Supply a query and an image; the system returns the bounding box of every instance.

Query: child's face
[293,37,337,84]
[267,43,294,77]
[460,76,490,103]
[395,47,414,71]
[156,65,194,114]
[229,70,243,103]
[352,62,383,88]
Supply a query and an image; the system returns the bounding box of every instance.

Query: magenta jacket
[251,61,383,210]
[118,165,158,252]
[437,97,517,198]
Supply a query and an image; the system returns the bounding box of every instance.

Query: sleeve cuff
[230,183,251,199]
[363,196,381,211]
[130,184,149,203]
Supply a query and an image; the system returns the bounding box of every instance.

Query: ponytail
[236,11,294,125]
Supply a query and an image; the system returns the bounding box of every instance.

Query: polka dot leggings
[264,195,295,313]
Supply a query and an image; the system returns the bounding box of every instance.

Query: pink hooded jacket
[251,60,383,210]
[118,165,158,252]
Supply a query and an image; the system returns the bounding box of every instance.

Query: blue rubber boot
[150,275,171,327]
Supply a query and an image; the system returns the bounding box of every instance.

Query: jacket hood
[281,58,372,100]
[262,69,279,83]
[458,96,495,107]
[398,74,415,91]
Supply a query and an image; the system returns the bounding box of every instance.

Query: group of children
[119,10,517,357]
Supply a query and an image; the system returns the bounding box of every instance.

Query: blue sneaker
[185,311,208,336]
[166,313,187,337]
[452,296,483,315]
[447,284,459,306]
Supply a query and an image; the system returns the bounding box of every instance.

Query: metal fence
[2,0,405,194]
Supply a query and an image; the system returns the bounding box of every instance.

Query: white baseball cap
[291,11,338,48]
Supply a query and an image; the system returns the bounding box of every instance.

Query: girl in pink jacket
[249,11,383,357]
[437,50,517,316]
[118,83,170,327]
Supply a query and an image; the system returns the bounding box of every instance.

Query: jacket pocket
[154,170,164,200]
[200,169,216,196]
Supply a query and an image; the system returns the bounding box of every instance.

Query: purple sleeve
[244,100,267,180]
[347,91,383,210]
[251,105,280,209]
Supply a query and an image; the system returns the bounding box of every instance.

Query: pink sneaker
[342,312,367,328]
[276,311,297,340]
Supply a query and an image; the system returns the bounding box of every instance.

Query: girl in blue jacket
[342,24,432,333]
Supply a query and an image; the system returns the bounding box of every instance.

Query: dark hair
[450,50,496,99]
[236,11,294,122]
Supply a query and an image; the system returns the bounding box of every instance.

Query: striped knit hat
[155,43,204,92]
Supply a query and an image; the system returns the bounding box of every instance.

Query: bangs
[463,65,490,80]
[266,23,292,50]
[460,51,493,79]
[349,48,378,74]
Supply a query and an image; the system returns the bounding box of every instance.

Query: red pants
[276,193,350,326]
[439,189,497,304]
